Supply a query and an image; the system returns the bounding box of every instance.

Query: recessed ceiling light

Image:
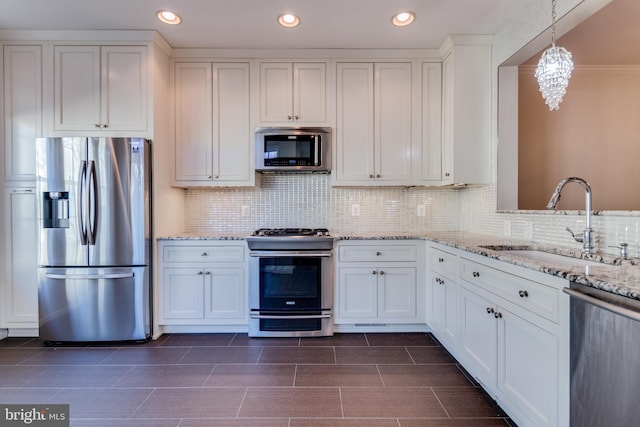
[392,11,415,27]
[278,13,300,28]
[157,10,182,25]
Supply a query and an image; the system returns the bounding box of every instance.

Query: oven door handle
[249,251,332,257]
[250,313,332,320]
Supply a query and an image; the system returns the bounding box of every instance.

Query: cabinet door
[212,63,251,182]
[335,63,375,183]
[337,267,378,321]
[419,62,443,183]
[1,188,38,327]
[53,45,101,131]
[378,267,416,320]
[374,63,413,184]
[459,286,497,391]
[259,62,293,123]
[101,46,148,132]
[161,268,204,319]
[293,62,326,123]
[429,272,459,347]
[174,62,213,182]
[204,267,246,321]
[3,45,42,182]
[498,308,559,427]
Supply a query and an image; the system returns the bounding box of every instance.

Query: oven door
[248,250,334,337]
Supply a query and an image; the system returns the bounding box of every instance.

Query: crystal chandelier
[535,0,574,110]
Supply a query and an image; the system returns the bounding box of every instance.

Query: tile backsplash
[184,174,640,258]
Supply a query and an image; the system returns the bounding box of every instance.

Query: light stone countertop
[157,231,640,301]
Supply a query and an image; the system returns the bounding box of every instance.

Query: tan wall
[518,66,640,210]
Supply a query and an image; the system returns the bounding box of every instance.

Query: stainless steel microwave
[255,127,331,172]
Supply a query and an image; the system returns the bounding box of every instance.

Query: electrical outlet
[351,204,360,216]
[417,205,426,217]
[503,220,511,236]
[523,222,533,240]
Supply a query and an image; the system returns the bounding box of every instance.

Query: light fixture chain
[551,0,557,44]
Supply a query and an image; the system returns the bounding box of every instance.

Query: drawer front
[163,244,245,264]
[460,258,559,323]
[429,246,458,279]
[339,244,417,262]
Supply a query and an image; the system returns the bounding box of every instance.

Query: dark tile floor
[0,333,516,426]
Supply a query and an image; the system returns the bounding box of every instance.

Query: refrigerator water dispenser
[43,191,69,228]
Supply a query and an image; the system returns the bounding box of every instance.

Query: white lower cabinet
[158,240,248,331]
[335,240,425,330]
[427,242,569,427]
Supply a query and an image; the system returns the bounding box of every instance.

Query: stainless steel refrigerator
[36,137,151,342]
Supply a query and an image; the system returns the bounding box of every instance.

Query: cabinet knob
[376,251,381,256]
[197,271,204,275]
[201,252,207,256]
[445,172,451,177]
[494,311,503,319]
[518,290,529,298]
[213,175,219,179]
[372,270,377,275]
[287,115,292,120]
[438,257,444,263]
[294,115,299,120]
[94,124,102,128]
[205,271,211,275]
[102,124,109,128]
[369,174,374,179]
[472,271,480,278]
[486,307,494,314]
[376,174,381,178]
[379,270,385,275]
[208,176,213,179]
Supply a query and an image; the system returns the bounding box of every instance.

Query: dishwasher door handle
[563,287,640,322]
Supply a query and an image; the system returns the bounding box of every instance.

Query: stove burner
[254,228,330,237]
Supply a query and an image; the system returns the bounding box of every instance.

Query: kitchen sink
[479,245,607,267]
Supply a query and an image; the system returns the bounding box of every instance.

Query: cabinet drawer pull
[519,290,529,298]
[472,271,480,278]
[486,307,494,314]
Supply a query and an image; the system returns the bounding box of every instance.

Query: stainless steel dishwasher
[563,282,640,427]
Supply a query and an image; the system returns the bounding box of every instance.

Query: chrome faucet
[546,177,595,254]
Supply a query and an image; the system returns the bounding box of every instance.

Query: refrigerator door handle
[88,160,99,245]
[78,160,88,245]
[45,272,135,280]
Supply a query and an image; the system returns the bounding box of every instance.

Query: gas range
[247,228,334,251]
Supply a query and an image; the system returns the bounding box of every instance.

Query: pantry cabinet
[158,240,248,331]
[53,45,149,134]
[0,188,38,332]
[3,44,42,183]
[335,241,425,328]
[258,61,328,125]
[334,62,414,186]
[173,61,253,186]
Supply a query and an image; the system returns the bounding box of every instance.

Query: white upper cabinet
[259,62,328,125]
[440,37,492,185]
[53,45,149,135]
[3,44,42,183]
[174,61,254,187]
[334,62,413,186]
[417,62,443,184]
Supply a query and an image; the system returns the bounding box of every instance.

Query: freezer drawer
[38,266,149,342]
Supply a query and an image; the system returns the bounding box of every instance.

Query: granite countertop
[425,231,640,301]
[158,232,640,301]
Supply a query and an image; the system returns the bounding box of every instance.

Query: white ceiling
[0,0,525,49]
